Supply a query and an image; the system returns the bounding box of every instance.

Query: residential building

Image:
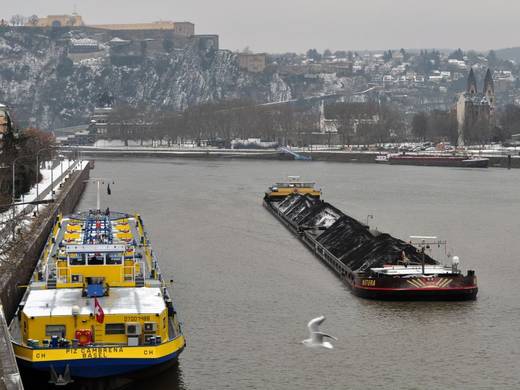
[238,53,267,73]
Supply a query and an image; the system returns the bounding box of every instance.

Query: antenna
[73,4,78,16]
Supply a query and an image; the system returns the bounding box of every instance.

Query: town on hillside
[1,13,520,149]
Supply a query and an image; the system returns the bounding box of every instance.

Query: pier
[0,306,22,390]
[61,146,520,168]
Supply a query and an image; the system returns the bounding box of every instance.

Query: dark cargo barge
[263,180,478,301]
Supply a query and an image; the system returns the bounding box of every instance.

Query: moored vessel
[387,154,489,168]
[9,209,185,383]
[263,180,478,301]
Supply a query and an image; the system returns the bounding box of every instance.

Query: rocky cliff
[0,27,294,130]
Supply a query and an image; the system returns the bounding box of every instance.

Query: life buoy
[75,329,92,346]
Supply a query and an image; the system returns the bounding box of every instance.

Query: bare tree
[27,15,39,26]
[107,105,137,146]
[9,15,26,26]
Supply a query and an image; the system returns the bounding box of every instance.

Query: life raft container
[75,329,92,346]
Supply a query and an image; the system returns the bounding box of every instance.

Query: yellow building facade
[33,14,84,27]
[91,21,194,36]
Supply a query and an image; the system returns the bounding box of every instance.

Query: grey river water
[74,158,520,390]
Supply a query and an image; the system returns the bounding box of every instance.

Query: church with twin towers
[456,68,495,146]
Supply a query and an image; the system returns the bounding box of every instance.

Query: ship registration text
[62,347,155,359]
[65,347,124,359]
[124,316,151,322]
[361,279,376,287]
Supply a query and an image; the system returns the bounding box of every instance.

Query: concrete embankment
[0,306,22,390]
[63,146,520,168]
[0,162,91,322]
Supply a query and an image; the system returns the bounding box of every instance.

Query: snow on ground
[0,159,87,224]
[0,159,89,265]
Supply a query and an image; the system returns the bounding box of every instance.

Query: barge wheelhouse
[265,176,321,202]
[10,211,185,383]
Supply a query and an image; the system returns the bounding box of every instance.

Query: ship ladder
[93,324,104,344]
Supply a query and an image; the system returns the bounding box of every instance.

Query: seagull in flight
[302,315,337,349]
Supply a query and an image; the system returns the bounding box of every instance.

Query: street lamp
[35,148,54,214]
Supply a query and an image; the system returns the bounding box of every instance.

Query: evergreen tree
[411,112,428,140]
[383,50,393,62]
[306,49,322,62]
[448,48,464,61]
[487,50,499,68]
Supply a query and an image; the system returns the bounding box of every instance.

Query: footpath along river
[67,158,520,389]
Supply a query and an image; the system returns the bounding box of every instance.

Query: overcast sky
[2,0,518,53]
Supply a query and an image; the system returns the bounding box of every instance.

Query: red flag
[94,297,105,324]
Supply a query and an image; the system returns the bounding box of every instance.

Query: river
[72,158,520,389]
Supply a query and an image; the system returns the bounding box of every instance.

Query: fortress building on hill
[91,21,194,36]
[34,14,84,27]
[26,15,194,37]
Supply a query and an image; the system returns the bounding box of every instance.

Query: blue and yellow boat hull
[13,336,185,378]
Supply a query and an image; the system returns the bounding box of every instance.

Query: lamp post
[35,148,54,214]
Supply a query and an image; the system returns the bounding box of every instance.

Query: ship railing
[40,219,61,282]
[56,265,69,284]
[302,232,351,275]
[121,260,146,282]
[269,200,351,277]
[122,263,135,281]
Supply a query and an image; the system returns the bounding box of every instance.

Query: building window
[105,323,126,335]
[46,325,66,338]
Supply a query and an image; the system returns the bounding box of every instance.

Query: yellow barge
[9,210,185,383]
[264,176,321,201]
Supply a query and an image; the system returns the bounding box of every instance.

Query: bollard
[508,154,512,169]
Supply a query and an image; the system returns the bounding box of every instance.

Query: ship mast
[85,178,111,211]
[409,236,445,274]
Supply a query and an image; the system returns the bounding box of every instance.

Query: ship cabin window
[276,182,313,189]
[46,325,66,338]
[87,253,104,265]
[69,254,86,265]
[106,253,123,265]
[105,323,126,335]
[70,253,123,266]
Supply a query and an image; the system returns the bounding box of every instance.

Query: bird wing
[311,332,323,344]
[313,331,337,341]
[307,316,325,333]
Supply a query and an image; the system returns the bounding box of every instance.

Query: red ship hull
[389,155,489,168]
[348,274,478,301]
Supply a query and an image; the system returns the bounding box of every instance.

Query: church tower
[483,68,495,108]
[467,68,478,95]
[483,68,496,127]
